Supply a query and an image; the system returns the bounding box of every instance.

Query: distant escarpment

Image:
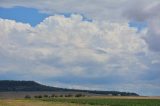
[0,80,139,96]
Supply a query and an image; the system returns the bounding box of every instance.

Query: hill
[0,80,139,96]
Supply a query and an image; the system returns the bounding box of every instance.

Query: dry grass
[0,99,91,106]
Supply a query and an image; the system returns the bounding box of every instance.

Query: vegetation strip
[42,98,160,106]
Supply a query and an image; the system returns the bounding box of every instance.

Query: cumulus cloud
[0,14,151,81]
[1,0,160,52]
[124,0,160,52]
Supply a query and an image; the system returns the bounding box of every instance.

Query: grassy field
[0,97,160,106]
[0,99,90,106]
[42,97,160,106]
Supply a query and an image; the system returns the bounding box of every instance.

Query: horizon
[0,0,160,96]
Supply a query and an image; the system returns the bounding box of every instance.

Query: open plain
[0,96,160,106]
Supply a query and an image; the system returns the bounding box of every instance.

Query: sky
[0,0,160,96]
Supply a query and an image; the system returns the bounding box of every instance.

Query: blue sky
[0,7,92,26]
[0,1,160,96]
[0,6,145,29]
[0,7,49,26]
[129,21,147,32]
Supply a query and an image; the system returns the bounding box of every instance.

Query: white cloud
[0,14,148,78]
[124,0,160,52]
[1,0,160,52]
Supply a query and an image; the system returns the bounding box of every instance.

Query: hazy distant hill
[0,80,139,96]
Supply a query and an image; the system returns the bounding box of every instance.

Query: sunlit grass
[0,99,90,106]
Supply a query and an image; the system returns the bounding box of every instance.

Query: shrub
[34,95,42,98]
[51,94,56,97]
[44,94,48,98]
[65,94,72,97]
[24,95,31,99]
[59,95,63,97]
[75,93,84,97]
